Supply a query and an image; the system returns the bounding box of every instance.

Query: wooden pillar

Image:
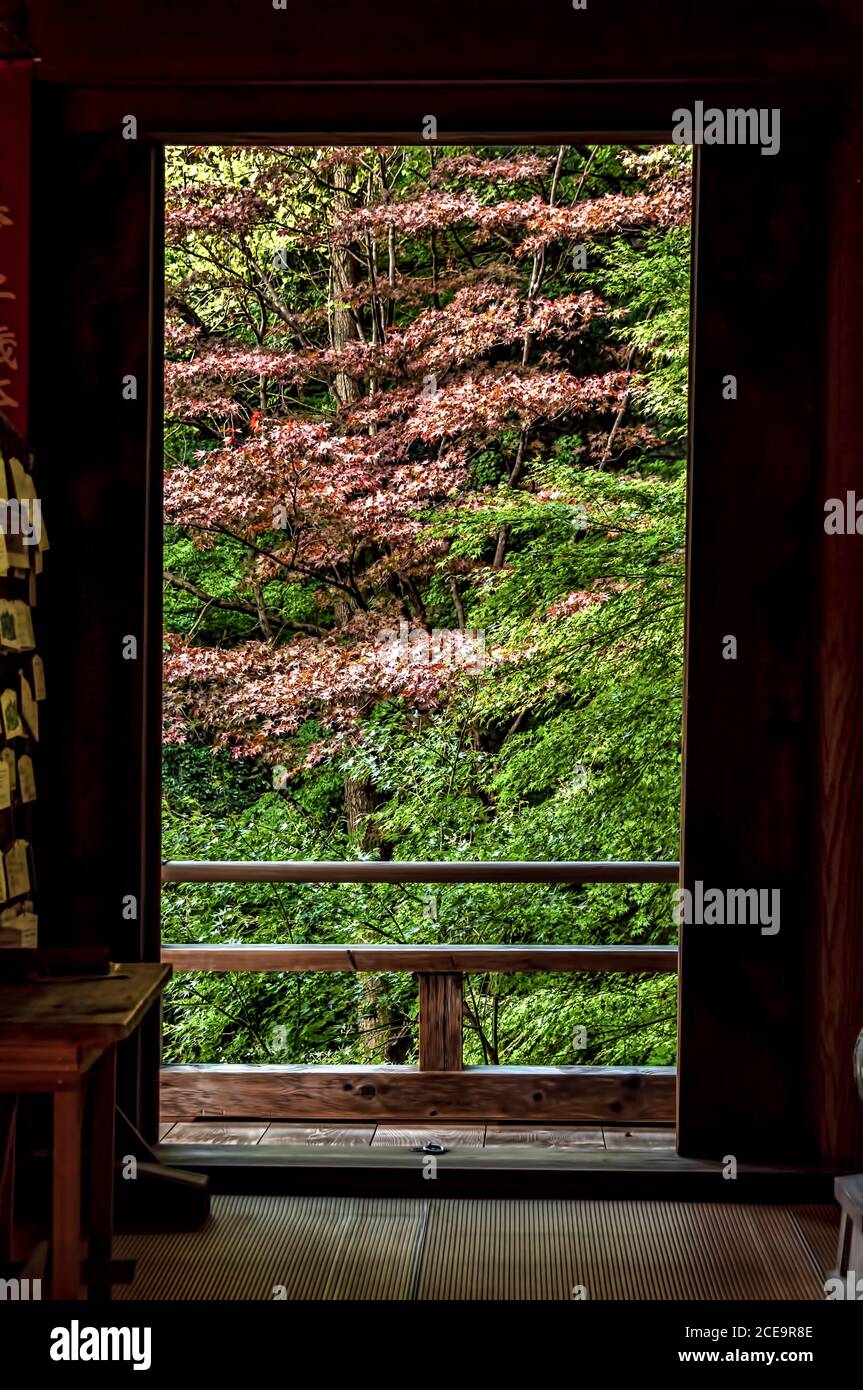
[811,95,863,1168]
[678,138,827,1162]
[418,973,463,1071]
[29,99,164,1138]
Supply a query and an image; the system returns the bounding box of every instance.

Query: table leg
[87,1046,117,1300]
[0,1096,17,1263]
[52,1086,83,1300]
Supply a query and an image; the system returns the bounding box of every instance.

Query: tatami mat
[114,1196,839,1301]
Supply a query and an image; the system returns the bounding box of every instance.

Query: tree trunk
[329,168,407,1063]
[344,773,404,1060]
[345,775,376,840]
[330,163,362,408]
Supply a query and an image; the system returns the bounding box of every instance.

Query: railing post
[417,972,463,1071]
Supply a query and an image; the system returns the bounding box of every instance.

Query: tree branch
[163,569,325,637]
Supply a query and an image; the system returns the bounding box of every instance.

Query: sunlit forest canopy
[161,143,691,1068]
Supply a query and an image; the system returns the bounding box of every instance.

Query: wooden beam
[160,944,678,974]
[26,2,862,88]
[160,1064,675,1124]
[418,974,462,1071]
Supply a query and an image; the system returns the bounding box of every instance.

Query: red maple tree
[163,144,689,767]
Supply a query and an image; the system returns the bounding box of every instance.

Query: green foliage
[589,226,692,438]
[162,142,691,1070]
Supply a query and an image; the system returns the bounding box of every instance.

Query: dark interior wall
[17,0,863,1160]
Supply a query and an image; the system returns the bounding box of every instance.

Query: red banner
[0,62,31,436]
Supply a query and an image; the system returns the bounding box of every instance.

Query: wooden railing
[160,860,680,1124]
[162,859,679,884]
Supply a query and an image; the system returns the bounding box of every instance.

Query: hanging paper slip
[17,754,35,803]
[4,840,30,898]
[1,690,23,740]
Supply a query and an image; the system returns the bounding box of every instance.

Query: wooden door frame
[28,70,863,1163]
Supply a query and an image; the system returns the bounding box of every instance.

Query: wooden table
[0,962,170,1299]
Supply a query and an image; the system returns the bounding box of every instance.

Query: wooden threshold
[160,1063,676,1124]
[152,1141,839,1204]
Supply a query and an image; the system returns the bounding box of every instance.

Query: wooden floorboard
[161,1123,269,1145]
[604,1127,676,1150]
[485,1126,606,1149]
[158,1119,667,1150]
[371,1125,486,1148]
[258,1124,375,1146]
[114,1195,838,1301]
